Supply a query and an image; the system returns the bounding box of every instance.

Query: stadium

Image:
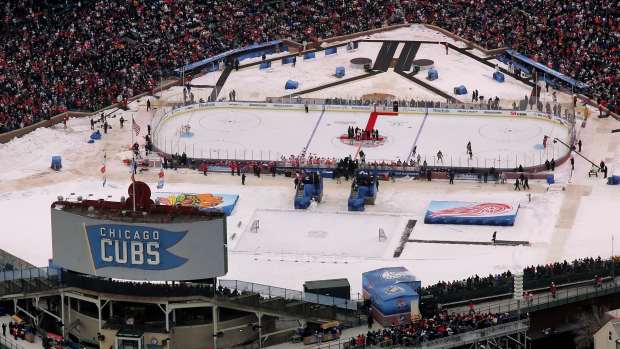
[0,2,618,349]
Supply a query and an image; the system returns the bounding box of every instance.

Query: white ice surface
[154,106,569,166]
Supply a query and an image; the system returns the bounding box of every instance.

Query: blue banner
[504,49,588,89]
[85,224,188,270]
[174,40,283,74]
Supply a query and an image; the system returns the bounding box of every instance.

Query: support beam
[257,312,263,349]
[16,304,38,326]
[60,292,65,338]
[157,304,170,333]
[212,305,219,349]
[97,300,109,332]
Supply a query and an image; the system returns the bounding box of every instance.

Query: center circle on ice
[198,112,261,132]
[478,122,542,143]
[307,230,328,238]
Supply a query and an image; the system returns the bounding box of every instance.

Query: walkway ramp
[395,42,420,71]
[372,42,399,72]
[208,65,233,101]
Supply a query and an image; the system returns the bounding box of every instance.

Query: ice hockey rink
[153,104,571,168]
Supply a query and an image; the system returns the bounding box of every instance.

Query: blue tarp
[285,80,299,89]
[335,66,345,78]
[303,52,316,60]
[608,176,620,185]
[325,47,337,55]
[493,71,505,82]
[427,68,438,81]
[90,130,101,140]
[505,49,588,90]
[51,155,62,170]
[282,56,295,65]
[174,40,283,74]
[424,201,519,226]
[454,85,467,95]
[259,61,271,69]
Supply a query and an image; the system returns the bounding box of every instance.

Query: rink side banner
[424,201,519,226]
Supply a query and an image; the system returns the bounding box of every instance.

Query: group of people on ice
[346,126,380,141]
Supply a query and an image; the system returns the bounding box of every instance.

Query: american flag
[101,154,106,187]
[132,118,140,136]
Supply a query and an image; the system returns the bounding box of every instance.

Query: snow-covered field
[1,25,618,298]
[234,209,406,258]
[154,105,569,167]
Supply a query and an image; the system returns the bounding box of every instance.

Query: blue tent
[371,283,418,317]
[362,267,421,298]
[285,80,299,89]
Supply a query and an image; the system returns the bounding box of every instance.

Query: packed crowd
[401,0,618,112]
[420,271,514,304]
[348,310,522,348]
[0,0,616,134]
[523,256,618,288]
[420,256,618,303]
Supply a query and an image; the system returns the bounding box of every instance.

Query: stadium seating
[0,0,616,135]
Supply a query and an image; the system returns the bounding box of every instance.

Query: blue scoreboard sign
[86,224,188,270]
[51,209,227,281]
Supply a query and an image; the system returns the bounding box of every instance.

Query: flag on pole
[101,153,107,187]
[157,168,165,189]
[132,117,141,136]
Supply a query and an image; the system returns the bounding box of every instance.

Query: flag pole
[132,114,136,212]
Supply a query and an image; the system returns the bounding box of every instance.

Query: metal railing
[443,277,620,315]
[218,279,360,310]
[0,267,59,282]
[311,319,529,349]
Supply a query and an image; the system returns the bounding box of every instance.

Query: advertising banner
[424,201,519,226]
[51,209,227,281]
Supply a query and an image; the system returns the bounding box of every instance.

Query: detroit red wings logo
[431,203,512,217]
